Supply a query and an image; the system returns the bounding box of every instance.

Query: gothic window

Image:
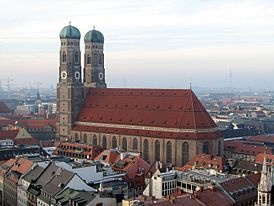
[132,138,138,150]
[143,139,149,161]
[155,140,160,161]
[166,141,172,163]
[92,135,97,145]
[203,141,209,154]
[87,54,91,64]
[83,134,87,143]
[74,133,79,142]
[74,52,79,63]
[122,137,127,151]
[217,140,222,155]
[112,136,117,148]
[102,136,107,150]
[99,54,103,64]
[182,142,189,165]
[92,53,98,66]
[62,52,66,62]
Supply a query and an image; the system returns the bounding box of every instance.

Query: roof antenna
[93,26,95,30]
[189,78,192,90]
[69,21,71,26]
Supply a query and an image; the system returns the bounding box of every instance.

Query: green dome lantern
[84,28,104,43]
[59,24,81,39]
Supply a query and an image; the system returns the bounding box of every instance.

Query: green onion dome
[60,25,81,39]
[84,29,104,43]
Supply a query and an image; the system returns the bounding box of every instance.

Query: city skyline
[1,0,274,89]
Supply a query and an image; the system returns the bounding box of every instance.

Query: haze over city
[1,0,274,89]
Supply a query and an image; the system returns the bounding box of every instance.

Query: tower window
[62,52,66,62]
[87,54,91,64]
[99,54,103,64]
[75,52,79,63]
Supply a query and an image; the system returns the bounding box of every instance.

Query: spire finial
[69,21,71,26]
[93,26,95,30]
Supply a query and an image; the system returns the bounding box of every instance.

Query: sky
[0,0,274,90]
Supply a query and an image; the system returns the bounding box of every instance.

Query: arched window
[203,141,209,154]
[92,135,97,145]
[166,141,172,163]
[74,52,79,63]
[83,134,87,143]
[155,140,160,161]
[62,52,66,62]
[217,140,222,155]
[112,136,117,148]
[143,139,149,161]
[99,54,103,65]
[102,136,107,150]
[182,142,189,165]
[132,138,138,150]
[87,54,91,64]
[122,137,127,151]
[74,133,79,142]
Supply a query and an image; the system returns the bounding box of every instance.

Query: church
[56,24,224,166]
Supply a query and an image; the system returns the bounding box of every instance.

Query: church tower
[256,156,272,206]
[56,24,84,140]
[83,28,107,89]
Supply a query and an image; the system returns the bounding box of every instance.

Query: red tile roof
[17,119,56,129]
[75,89,218,140]
[9,157,33,174]
[54,142,102,159]
[0,129,38,145]
[0,129,19,140]
[0,118,16,127]
[176,154,226,172]
[247,135,274,144]
[14,137,38,145]
[224,140,272,155]
[196,188,235,206]
[94,149,121,165]
[255,153,274,165]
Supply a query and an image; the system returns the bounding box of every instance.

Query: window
[93,135,97,145]
[62,52,66,62]
[122,137,127,151]
[99,54,103,64]
[143,139,149,161]
[217,140,222,155]
[155,140,160,161]
[182,142,189,165]
[132,138,138,150]
[74,133,79,142]
[102,136,107,150]
[203,141,209,154]
[83,134,87,143]
[166,141,172,163]
[87,54,91,64]
[112,136,117,148]
[75,52,79,63]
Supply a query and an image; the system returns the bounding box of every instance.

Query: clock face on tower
[99,72,103,80]
[75,71,80,79]
[61,71,67,79]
